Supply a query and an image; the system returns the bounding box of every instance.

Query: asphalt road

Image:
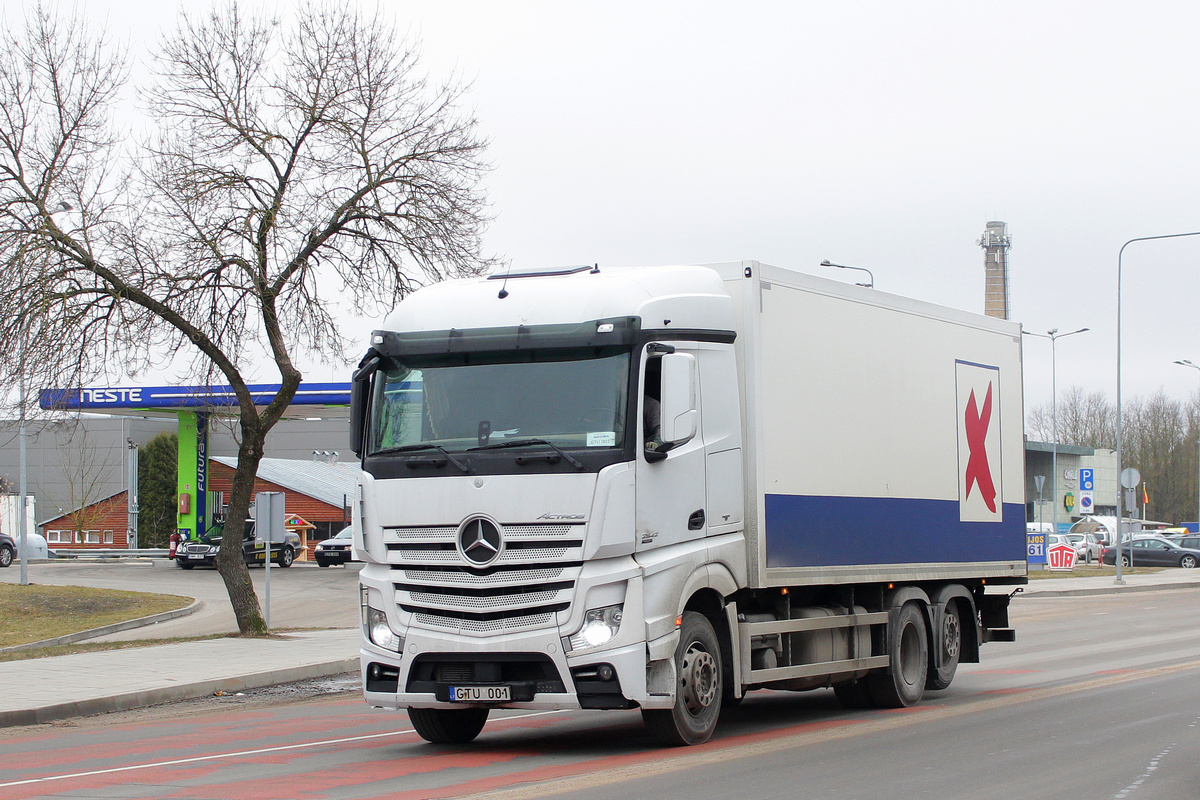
[0,558,363,637]
[1,587,1199,799]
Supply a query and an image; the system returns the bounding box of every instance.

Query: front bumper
[360,626,657,712]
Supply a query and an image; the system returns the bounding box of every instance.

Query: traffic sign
[1120,467,1141,490]
[1080,468,1094,491]
[1079,491,1094,513]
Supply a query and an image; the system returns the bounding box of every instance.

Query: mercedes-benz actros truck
[349,260,1026,746]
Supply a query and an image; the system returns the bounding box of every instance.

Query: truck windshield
[368,348,630,455]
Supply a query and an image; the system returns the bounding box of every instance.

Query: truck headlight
[567,604,623,652]
[365,607,403,652]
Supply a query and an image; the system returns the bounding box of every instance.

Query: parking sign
[1080,468,1094,491]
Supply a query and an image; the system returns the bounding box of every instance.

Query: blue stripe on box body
[764,494,1026,568]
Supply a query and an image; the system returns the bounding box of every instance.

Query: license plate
[450,685,510,702]
[187,554,203,559]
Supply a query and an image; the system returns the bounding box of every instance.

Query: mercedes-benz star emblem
[457,518,503,566]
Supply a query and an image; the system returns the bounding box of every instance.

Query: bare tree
[0,4,494,632]
[51,419,119,544]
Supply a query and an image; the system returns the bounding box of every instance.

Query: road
[2,587,1199,799]
[0,559,363,636]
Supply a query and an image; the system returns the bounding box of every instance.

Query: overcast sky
[71,0,1200,416]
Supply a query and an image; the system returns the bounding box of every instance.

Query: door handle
[688,509,706,530]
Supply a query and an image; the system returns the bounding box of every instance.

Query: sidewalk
[0,627,359,727]
[3,568,1199,728]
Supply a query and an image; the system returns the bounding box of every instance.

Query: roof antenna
[497,272,509,299]
[590,262,600,274]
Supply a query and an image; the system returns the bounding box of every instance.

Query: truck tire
[868,601,928,708]
[642,611,722,746]
[407,707,489,744]
[926,600,961,690]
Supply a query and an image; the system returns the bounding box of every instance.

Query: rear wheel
[1120,554,1131,568]
[0,544,13,568]
[642,611,723,746]
[407,707,489,744]
[277,546,294,568]
[926,601,962,690]
[1182,555,1197,569]
[868,602,928,708]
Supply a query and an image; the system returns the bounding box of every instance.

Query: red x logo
[964,383,996,513]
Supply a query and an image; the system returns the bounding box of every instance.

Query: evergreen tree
[138,433,178,548]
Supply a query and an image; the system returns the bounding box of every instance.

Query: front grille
[387,522,583,635]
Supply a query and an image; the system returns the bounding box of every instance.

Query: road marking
[0,710,564,789]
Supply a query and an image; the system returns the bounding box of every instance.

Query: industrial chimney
[978,221,1011,319]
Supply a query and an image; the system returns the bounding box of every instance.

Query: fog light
[597,664,616,682]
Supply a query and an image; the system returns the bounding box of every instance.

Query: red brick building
[42,491,132,548]
[206,458,354,541]
[41,457,357,550]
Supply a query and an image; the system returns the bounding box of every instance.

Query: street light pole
[1174,359,1200,533]
[1024,327,1089,561]
[820,260,875,288]
[1117,232,1200,584]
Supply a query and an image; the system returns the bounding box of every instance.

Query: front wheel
[407,707,489,744]
[1182,555,1197,569]
[868,601,928,708]
[642,611,723,746]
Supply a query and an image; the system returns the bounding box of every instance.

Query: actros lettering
[537,513,585,520]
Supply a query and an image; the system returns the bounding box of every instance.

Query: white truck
[349,261,1026,746]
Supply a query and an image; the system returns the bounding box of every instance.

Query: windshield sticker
[587,431,617,447]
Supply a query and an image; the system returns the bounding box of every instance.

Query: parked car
[0,532,14,568]
[1101,536,1200,568]
[1065,532,1102,564]
[176,521,300,569]
[314,527,355,567]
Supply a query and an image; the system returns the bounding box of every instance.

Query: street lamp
[1023,327,1089,565]
[820,260,874,288]
[1174,359,1200,534]
[1117,231,1200,584]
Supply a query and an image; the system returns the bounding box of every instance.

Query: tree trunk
[215,424,268,635]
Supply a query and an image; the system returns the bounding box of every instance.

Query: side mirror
[659,352,698,446]
[350,354,380,456]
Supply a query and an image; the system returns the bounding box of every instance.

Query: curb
[0,658,359,727]
[1023,581,1200,598]
[0,598,203,654]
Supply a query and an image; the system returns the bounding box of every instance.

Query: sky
[62,1,1200,415]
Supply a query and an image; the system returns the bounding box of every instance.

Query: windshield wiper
[469,438,585,470]
[369,443,470,473]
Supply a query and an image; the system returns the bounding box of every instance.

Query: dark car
[176,521,300,569]
[1101,536,1200,569]
[314,527,355,567]
[0,532,14,568]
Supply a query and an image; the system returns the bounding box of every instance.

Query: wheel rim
[680,641,718,716]
[0,547,11,566]
[942,611,961,660]
[1184,556,1196,569]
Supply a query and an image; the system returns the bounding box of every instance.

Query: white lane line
[0,710,564,789]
